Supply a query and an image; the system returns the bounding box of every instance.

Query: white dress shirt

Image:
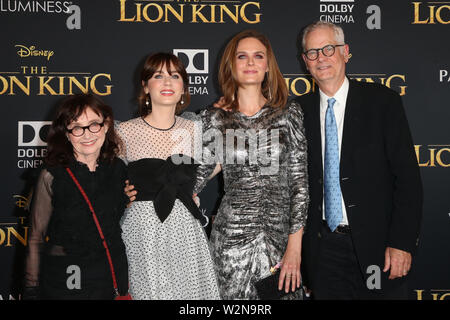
[320,77,349,225]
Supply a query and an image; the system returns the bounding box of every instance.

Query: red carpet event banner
[0,0,449,300]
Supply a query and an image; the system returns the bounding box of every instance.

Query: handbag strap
[65,167,120,296]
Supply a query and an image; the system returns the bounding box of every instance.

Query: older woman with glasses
[24,93,129,300]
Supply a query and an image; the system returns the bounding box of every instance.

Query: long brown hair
[45,93,120,167]
[138,52,190,117]
[218,29,288,112]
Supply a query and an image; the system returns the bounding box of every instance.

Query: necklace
[142,117,177,131]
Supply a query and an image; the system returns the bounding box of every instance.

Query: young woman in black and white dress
[117,53,220,300]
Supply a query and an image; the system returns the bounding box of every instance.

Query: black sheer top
[24,158,128,287]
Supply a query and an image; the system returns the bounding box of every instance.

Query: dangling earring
[180,95,184,105]
[268,86,272,101]
[145,94,150,106]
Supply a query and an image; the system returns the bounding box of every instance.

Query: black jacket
[296,79,423,294]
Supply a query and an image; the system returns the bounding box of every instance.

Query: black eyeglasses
[304,44,345,61]
[67,121,105,137]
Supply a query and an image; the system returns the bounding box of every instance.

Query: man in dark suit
[296,21,423,299]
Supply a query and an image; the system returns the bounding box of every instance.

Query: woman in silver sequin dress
[195,30,309,299]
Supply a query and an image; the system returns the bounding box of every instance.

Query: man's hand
[383,247,412,280]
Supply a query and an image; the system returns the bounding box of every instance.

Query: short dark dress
[24,158,129,299]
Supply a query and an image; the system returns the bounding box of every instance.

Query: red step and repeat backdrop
[0,0,449,300]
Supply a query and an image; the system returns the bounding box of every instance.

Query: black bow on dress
[127,155,207,226]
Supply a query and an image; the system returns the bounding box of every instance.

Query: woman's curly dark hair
[45,93,121,167]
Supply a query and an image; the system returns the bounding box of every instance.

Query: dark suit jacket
[296,79,423,294]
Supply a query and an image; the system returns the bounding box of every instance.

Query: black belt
[322,220,351,234]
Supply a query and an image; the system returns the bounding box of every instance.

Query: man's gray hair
[301,21,345,51]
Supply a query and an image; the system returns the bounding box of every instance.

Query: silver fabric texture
[193,100,309,299]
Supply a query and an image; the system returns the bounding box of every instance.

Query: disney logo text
[15,45,54,61]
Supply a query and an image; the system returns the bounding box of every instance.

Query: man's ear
[344,44,350,63]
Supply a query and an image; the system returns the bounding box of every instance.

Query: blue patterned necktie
[324,97,342,232]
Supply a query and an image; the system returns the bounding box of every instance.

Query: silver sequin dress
[194,100,309,300]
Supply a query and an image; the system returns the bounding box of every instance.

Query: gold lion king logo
[1,44,112,96]
[416,289,450,300]
[412,1,450,24]
[118,0,262,24]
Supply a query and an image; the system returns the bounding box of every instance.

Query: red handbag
[66,167,132,300]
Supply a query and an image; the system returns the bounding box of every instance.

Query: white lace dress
[117,116,220,300]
